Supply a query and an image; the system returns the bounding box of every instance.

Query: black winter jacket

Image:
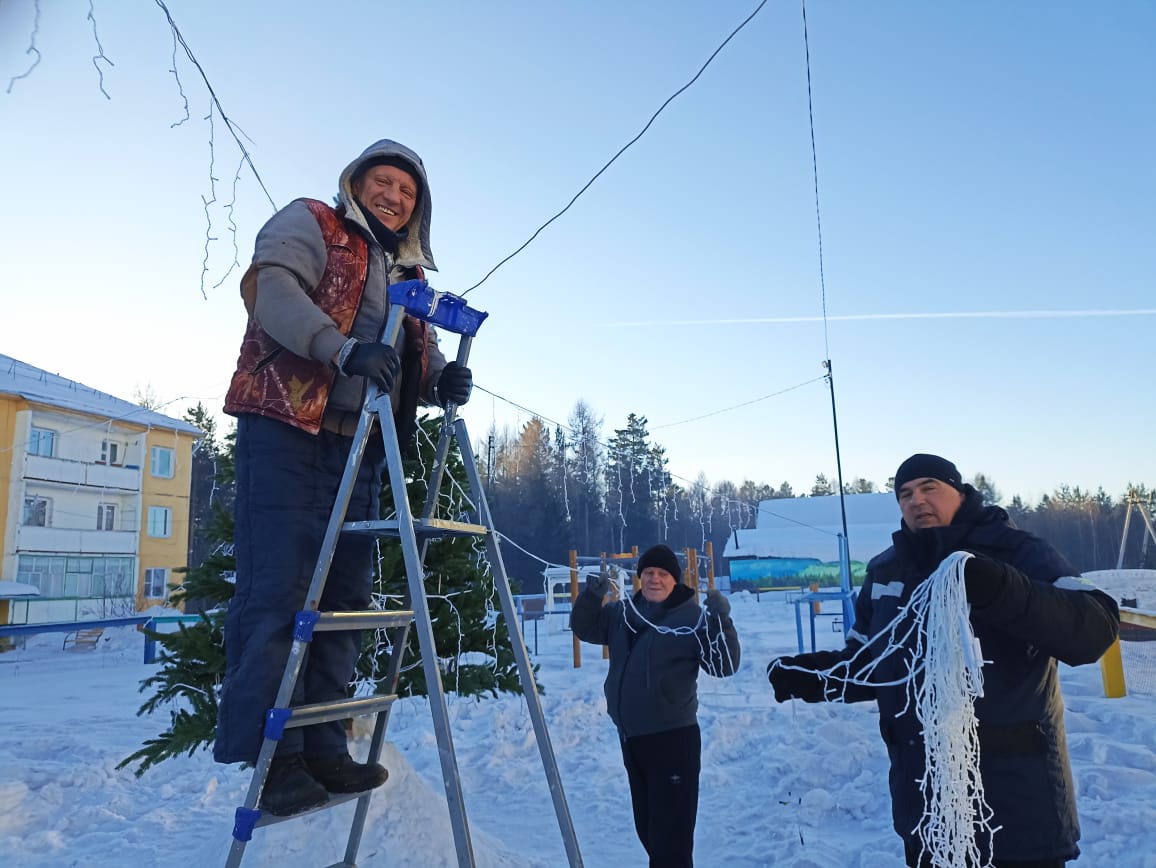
[571,583,740,738]
[784,488,1119,862]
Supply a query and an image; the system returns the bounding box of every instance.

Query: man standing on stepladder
[216,140,474,816]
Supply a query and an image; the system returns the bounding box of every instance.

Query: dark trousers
[621,724,701,868]
[214,413,386,764]
[905,840,1066,868]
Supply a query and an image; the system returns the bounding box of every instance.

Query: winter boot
[305,753,389,794]
[259,754,330,816]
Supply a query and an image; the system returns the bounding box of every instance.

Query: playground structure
[1099,490,1156,698]
[0,612,202,661]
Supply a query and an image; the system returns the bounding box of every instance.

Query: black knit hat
[637,544,681,582]
[893,453,963,499]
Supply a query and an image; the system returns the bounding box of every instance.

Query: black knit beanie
[893,453,963,499]
[637,544,681,582]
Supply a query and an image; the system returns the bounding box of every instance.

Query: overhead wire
[14,3,824,524]
[152,0,276,212]
[800,0,853,527]
[461,0,770,296]
[471,384,713,491]
[471,382,836,537]
[650,376,825,431]
[800,0,830,361]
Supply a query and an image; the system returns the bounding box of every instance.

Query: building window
[17,555,134,600]
[144,567,169,599]
[92,558,136,599]
[150,446,175,478]
[28,427,56,457]
[97,503,118,531]
[101,440,122,465]
[23,496,51,527]
[147,506,172,538]
[18,555,66,597]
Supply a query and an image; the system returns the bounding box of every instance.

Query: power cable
[152,0,277,212]
[801,0,829,360]
[650,376,825,430]
[462,0,769,296]
[800,0,850,538]
[473,374,824,500]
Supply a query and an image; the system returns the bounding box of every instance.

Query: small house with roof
[722,493,900,590]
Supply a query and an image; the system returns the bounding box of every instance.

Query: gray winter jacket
[249,139,445,418]
[571,583,740,738]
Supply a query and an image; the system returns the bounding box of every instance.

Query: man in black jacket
[767,454,1119,867]
[572,544,740,868]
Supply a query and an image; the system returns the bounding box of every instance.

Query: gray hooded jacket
[249,139,445,418]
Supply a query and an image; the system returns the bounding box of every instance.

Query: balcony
[24,455,141,492]
[16,525,138,555]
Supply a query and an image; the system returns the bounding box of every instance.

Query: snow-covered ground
[2,577,1155,867]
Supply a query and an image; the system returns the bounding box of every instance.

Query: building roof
[723,492,900,562]
[0,354,202,435]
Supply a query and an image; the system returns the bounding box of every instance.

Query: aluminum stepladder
[225,280,583,867]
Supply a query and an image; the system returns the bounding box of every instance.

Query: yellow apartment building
[0,354,202,624]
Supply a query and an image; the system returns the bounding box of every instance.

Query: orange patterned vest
[223,199,428,435]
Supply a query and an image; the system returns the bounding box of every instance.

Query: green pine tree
[118,419,235,777]
[121,412,531,776]
[357,415,531,699]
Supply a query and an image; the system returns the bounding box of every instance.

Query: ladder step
[342,517,489,539]
[254,790,374,831]
[315,610,413,632]
[283,694,397,730]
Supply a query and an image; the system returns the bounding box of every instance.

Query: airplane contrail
[603,309,1156,327]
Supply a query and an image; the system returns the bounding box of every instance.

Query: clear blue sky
[2,1,1152,504]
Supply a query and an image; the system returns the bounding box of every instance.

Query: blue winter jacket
[784,487,1119,862]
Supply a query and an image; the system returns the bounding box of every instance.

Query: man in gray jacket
[572,544,740,867]
[216,140,473,816]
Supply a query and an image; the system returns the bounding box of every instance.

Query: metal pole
[1116,492,1135,570]
[823,359,851,544]
[706,540,716,591]
[570,549,580,668]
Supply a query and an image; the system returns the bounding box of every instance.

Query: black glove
[585,573,610,599]
[704,589,731,620]
[963,553,1006,608]
[435,362,473,407]
[343,342,401,392]
[767,656,828,703]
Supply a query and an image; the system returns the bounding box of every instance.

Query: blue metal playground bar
[792,533,859,654]
[0,614,205,662]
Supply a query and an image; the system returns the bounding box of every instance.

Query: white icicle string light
[612,570,737,675]
[910,552,997,867]
[771,551,997,867]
